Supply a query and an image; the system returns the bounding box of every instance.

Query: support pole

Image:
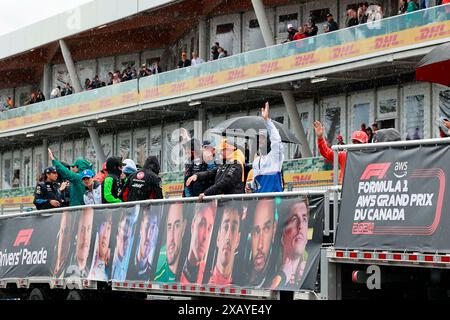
[42,138,49,167]
[87,125,106,165]
[42,64,52,99]
[198,18,208,62]
[59,39,82,93]
[251,0,312,157]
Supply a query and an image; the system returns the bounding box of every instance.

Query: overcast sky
[0,0,93,36]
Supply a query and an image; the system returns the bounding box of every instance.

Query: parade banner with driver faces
[336,145,450,252]
[0,194,323,292]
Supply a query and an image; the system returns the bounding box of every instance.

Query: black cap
[326,13,333,17]
[44,166,57,175]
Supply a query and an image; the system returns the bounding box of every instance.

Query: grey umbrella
[209,116,300,144]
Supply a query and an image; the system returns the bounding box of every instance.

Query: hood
[122,159,137,175]
[106,157,123,176]
[71,158,92,171]
[373,128,401,143]
[144,156,160,175]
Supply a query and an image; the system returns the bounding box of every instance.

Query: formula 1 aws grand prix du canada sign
[0,194,324,292]
[336,144,449,252]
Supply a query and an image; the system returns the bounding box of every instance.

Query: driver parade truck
[0,137,449,300]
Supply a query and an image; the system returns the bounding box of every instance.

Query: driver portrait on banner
[88,213,113,281]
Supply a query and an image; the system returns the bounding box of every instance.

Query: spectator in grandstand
[347,8,359,27]
[181,202,217,284]
[68,207,94,278]
[36,89,45,102]
[139,64,151,78]
[249,198,277,287]
[251,102,284,193]
[154,203,187,283]
[372,122,379,133]
[102,156,124,204]
[89,213,112,281]
[211,42,220,60]
[107,72,114,85]
[53,211,75,278]
[84,78,93,91]
[50,86,61,99]
[208,203,242,285]
[324,13,339,33]
[91,75,101,89]
[286,23,298,42]
[151,61,162,74]
[33,166,64,210]
[218,47,227,59]
[94,162,108,184]
[50,149,93,207]
[61,83,73,96]
[313,120,368,178]
[366,3,384,21]
[398,0,408,14]
[185,139,245,200]
[191,52,205,66]
[120,155,162,201]
[6,96,14,109]
[26,91,38,105]
[358,2,369,23]
[271,198,309,290]
[112,71,121,84]
[127,207,160,280]
[365,127,374,143]
[293,25,308,41]
[178,52,191,68]
[82,169,102,205]
[406,0,419,12]
[306,19,318,37]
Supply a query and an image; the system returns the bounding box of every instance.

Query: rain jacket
[102,157,123,204]
[252,119,284,193]
[196,149,245,196]
[317,137,346,179]
[120,156,163,201]
[52,158,93,206]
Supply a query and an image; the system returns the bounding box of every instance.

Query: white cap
[287,23,293,29]
[122,159,137,174]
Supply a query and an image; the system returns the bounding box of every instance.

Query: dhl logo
[170,82,187,93]
[331,44,359,59]
[58,107,70,117]
[227,68,246,81]
[293,53,317,67]
[121,93,135,103]
[415,25,448,41]
[259,61,279,74]
[198,75,216,87]
[40,112,52,121]
[23,116,33,124]
[374,34,400,49]
[145,88,160,98]
[99,99,113,108]
[292,174,313,182]
[78,104,90,113]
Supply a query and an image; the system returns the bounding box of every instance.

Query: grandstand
[0,0,449,211]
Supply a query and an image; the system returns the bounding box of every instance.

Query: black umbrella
[416,42,450,87]
[210,116,300,144]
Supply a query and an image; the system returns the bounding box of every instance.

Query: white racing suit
[252,119,284,193]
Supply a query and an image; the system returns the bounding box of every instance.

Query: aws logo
[13,229,34,247]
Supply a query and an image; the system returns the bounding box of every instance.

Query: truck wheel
[28,288,47,300]
[66,290,82,300]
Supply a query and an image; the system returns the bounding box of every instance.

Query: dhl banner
[139,20,450,103]
[1,19,450,133]
[0,196,34,206]
[0,194,324,292]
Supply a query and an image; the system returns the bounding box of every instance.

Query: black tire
[66,290,82,300]
[28,288,47,300]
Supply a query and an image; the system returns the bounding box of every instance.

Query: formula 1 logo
[360,163,391,180]
[13,229,34,247]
